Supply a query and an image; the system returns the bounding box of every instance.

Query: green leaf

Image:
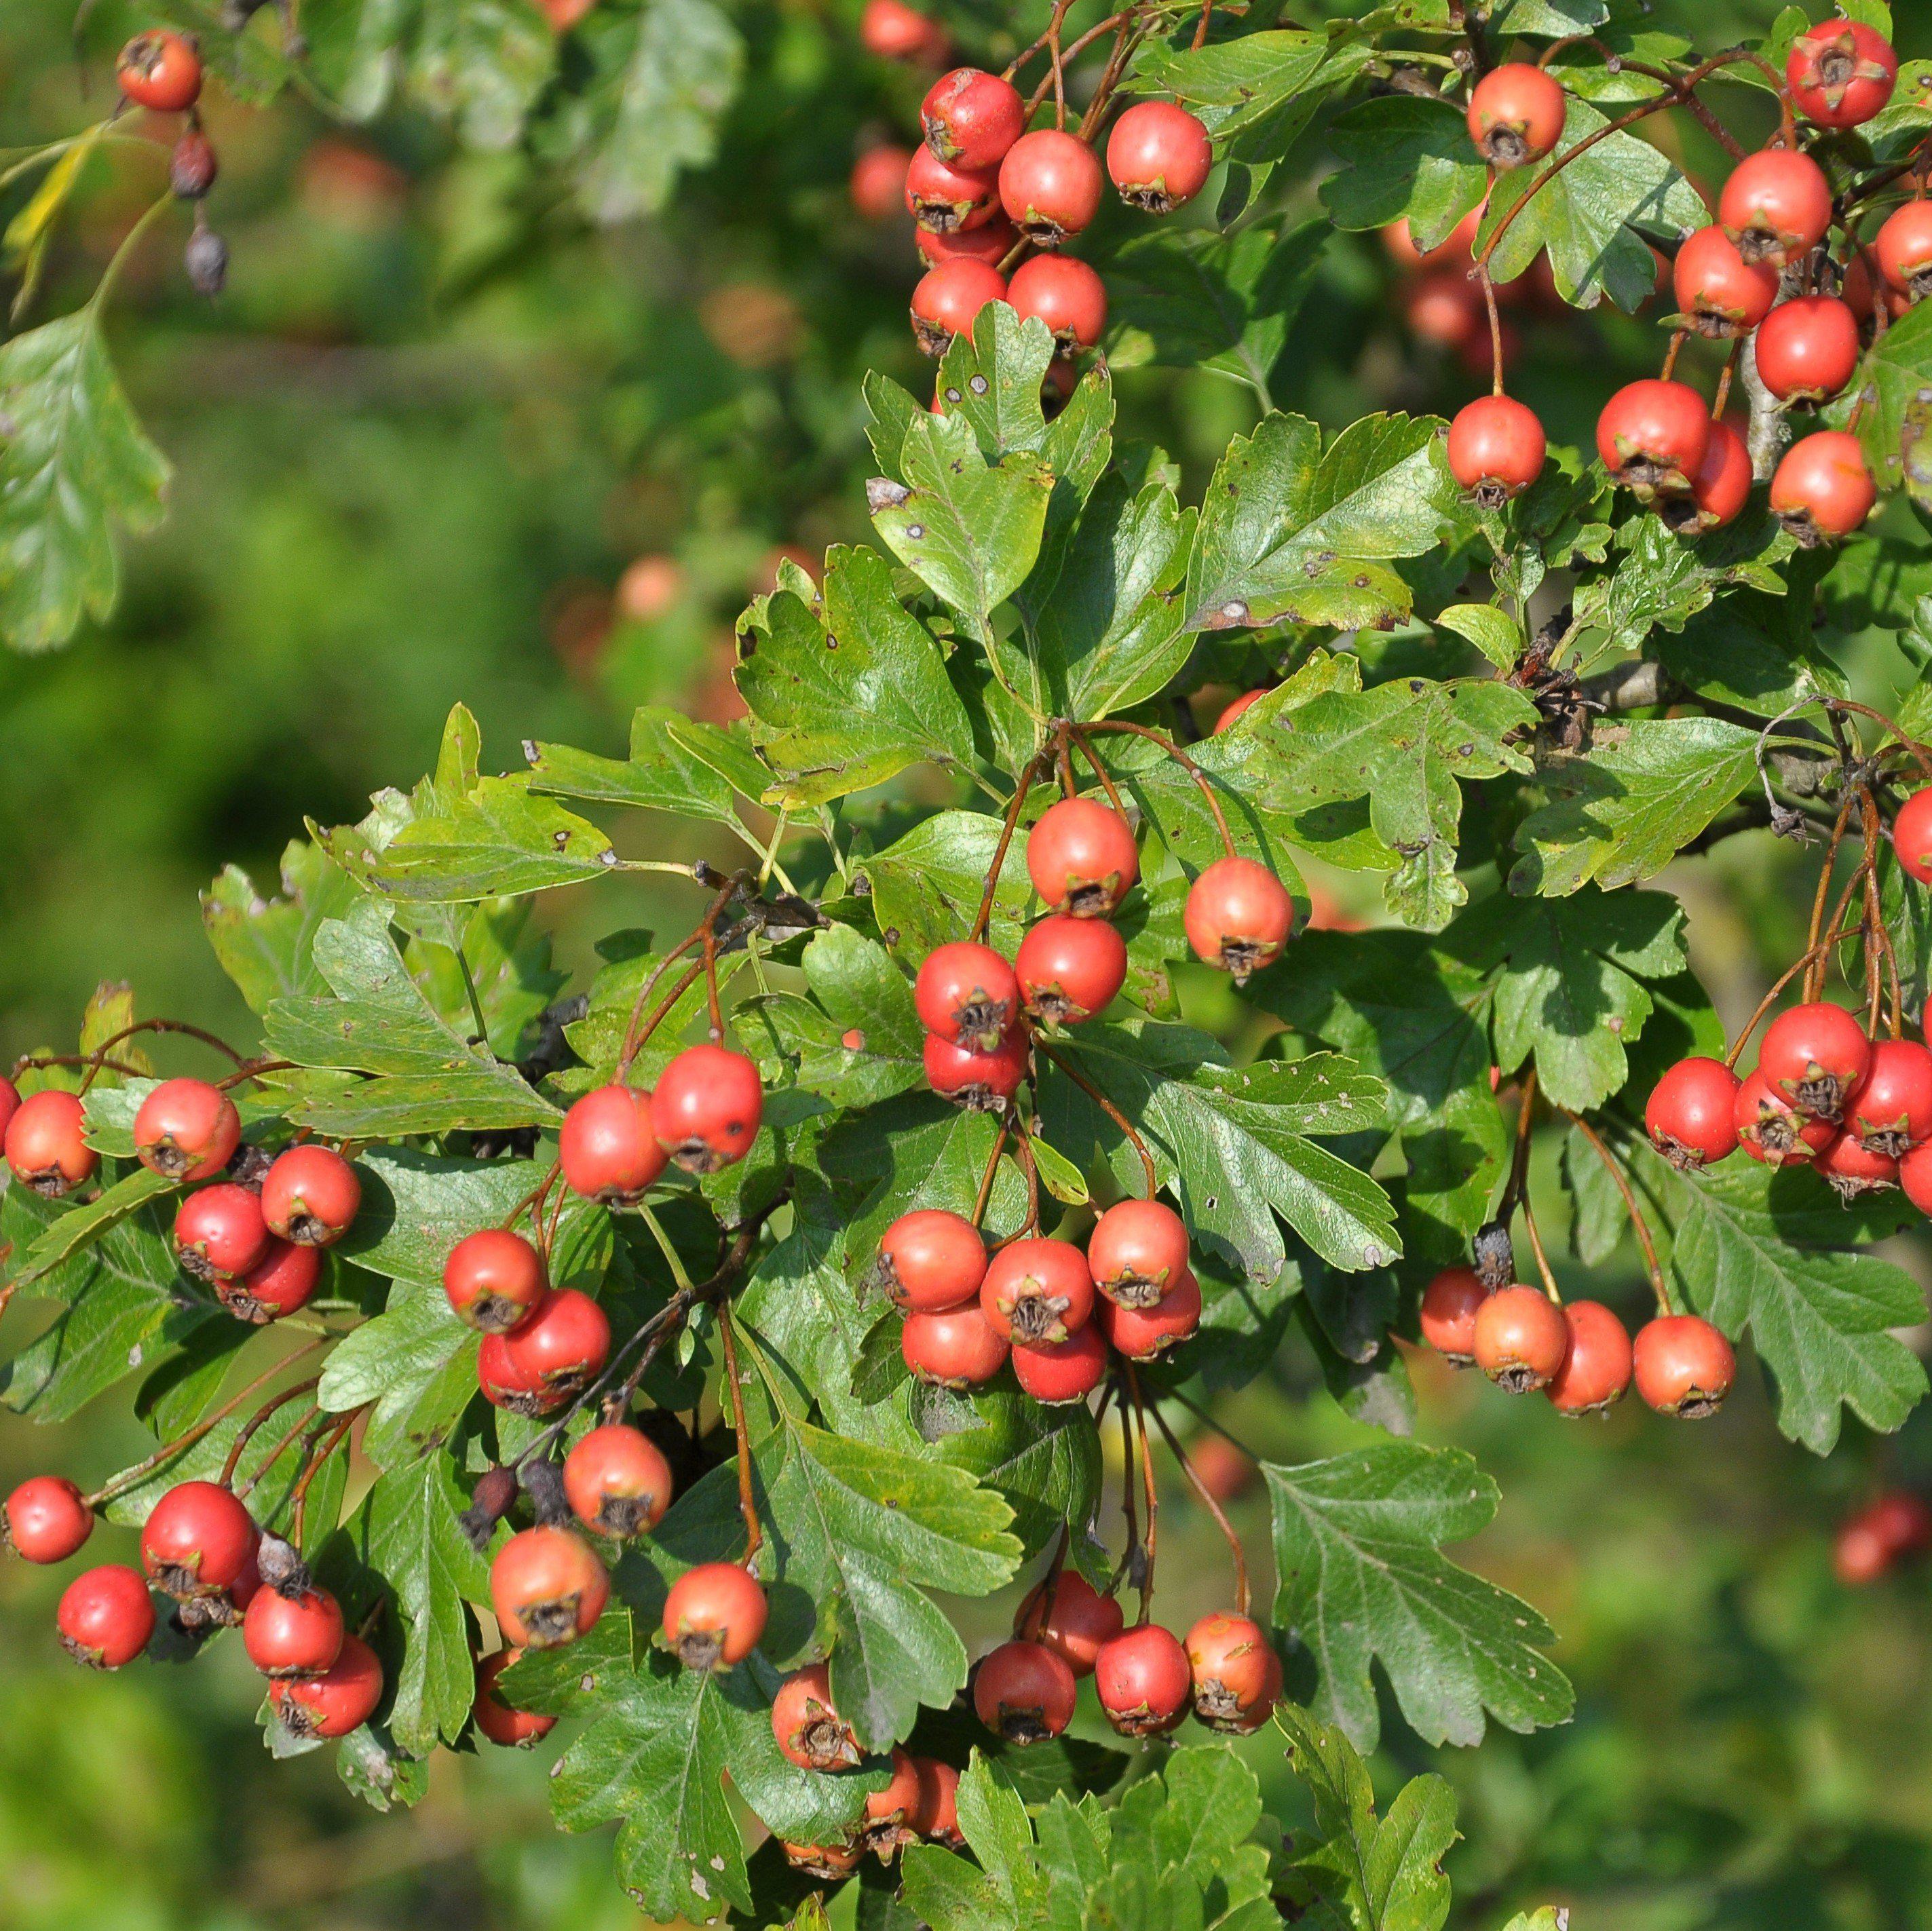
[753,923,927,1113]
[526,704,758,827]
[1573,508,1794,651]
[1319,98,1489,246]
[202,839,373,1016]
[1853,294,1932,494]
[932,1391,1103,1562]
[12,1164,176,1284]
[863,809,1032,962]
[1131,30,1373,143]
[1433,603,1521,671]
[316,1276,480,1466]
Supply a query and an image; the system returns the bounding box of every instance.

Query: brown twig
[1561,1111,1669,1316]
[218,1375,324,1489]
[970,1120,1012,1229]
[1036,1041,1158,1198]
[1143,1397,1247,1614]
[1122,1361,1159,1620]
[1081,719,1236,859]
[717,1309,762,1566]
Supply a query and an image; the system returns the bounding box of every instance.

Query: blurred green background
[3,1,1931,1926]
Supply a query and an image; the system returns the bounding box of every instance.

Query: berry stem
[1017,1523,1074,1641]
[970,1118,1012,1230]
[1067,723,1130,820]
[971,743,1055,945]
[1009,1120,1043,1239]
[1122,1362,1160,1620]
[1659,326,1688,384]
[1855,782,1903,1038]
[635,1201,698,1295]
[235,1398,323,1502]
[1723,917,1863,1071]
[501,1162,563,1234]
[1036,1041,1159,1199]
[1494,1066,1540,1225]
[288,1412,357,1544]
[1143,1395,1249,1616]
[217,1374,324,1489]
[717,1308,763,1567]
[1519,1194,1562,1305]
[1080,718,1237,860]
[1561,1110,1670,1316]
[71,1016,253,1098]
[1475,266,1505,397]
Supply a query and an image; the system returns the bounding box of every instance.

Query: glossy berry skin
[1770,432,1877,544]
[850,143,911,222]
[973,1639,1078,1743]
[1418,1265,1489,1365]
[57,1565,155,1669]
[221,1239,322,1324]
[874,1208,986,1313]
[1818,1129,1898,1200]
[174,1183,269,1284]
[1671,225,1779,337]
[1787,21,1898,130]
[860,0,949,64]
[564,1423,673,1538]
[999,130,1103,243]
[1010,1324,1107,1404]
[1097,1270,1201,1359]
[916,214,1019,269]
[140,1480,256,1599]
[924,1028,1029,1109]
[558,1085,666,1204]
[4,1476,92,1564]
[904,143,1000,232]
[1646,1056,1743,1169]
[1007,253,1107,353]
[1094,1622,1192,1738]
[474,1649,556,1746]
[1184,1612,1280,1733]
[1106,100,1213,212]
[773,1662,860,1768]
[1659,420,1754,537]
[134,1078,241,1183]
[1754,296,1861,404]
[1185,856,1293,981]
[243,1582,345,1679]
[915,941,1021,1051]
[1471,1285,1569,1393]
[261,1145,360,1247]
[443,1228,548,1334]
[491,1525,609,1649]
[1877,202,1932,302]
[981,1237,1095,1344]
[863,1747,924,1848]
[1903,1141,1932,1215]
[912,1757,965,1843]
[117,30,203,112]
[1016,915,1127,1025]
[921,68,1025,172]
[478,1289,609,1415]
[1214,689,1269,733]
[1631,1314,1736,1419]
[1466,62,1567,170]
[270,1634,384,1739]
[1846,1039,1932,1156]
[911,259,1007,356]
[1446,396,1546,504]
[1088,1198,1190,1309]
[1595,379,1711,498]
[0,1075,16,1145]
[662,1561,768,1670]
[1027,797,1139,917]
[1020,1569,1124,1676]
[902,1303,1010,1388]
[4,1088,98,1198]
[1720,149,1833,267]
[1759,1002,1872,1122]
[1545,1301,1633,1417]
[651,1044,763,1172]
[1735,1067,1836,1166]
[1895,788,1932,883]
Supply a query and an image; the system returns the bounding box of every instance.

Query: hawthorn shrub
[5,3,1932,1928]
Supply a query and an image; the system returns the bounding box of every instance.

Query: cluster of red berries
[114,29,227,289]
[1834,1487,1932,1587]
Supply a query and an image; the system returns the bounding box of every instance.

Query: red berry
[1818,1128,1899,1200]
[902,1301,1010,1387]
[444,1229,548,1335]
[1846,1039,1932,1156]
[0,1075,17,1145]
[3,1088,97,1198]
[1087,1198,1189,1309]
[1093,1622,1192,1737]
[269,1633,383,1738]
[1895,788,1932,883]
[243,1582,345,1679]
[261,1145,361,1247]
[1787,20,1897,130]
[662,1561,768,1670]
[1405,270,1484,349]
[1769,431,1877,544]
[1384,209,1482,269]
[117,30,202,113]
[491,1525,608,1649]
[915,941,1021,1051]
[1544,1300,1633,1417]
[1027,798,1139,917]
[863,1746,924,1848]
[57,1564,155,1669]
[980,1236,1094,1345]
[1658,419,1754,537]
[1010,1323,1107,1404]
[850,143,911,222]
[1183,1611,1280,1733]
[915,215,1019,268]
[1671,225,1779,337]
[1007,252,1107,354]
[973,1639,1078,1742]
[1418,1265,1488,1364]
[921,67,1025,172]
[1903,1139,1932,1215]
[1754,295,1861,404]
[1867,1489,1932,1559]
[140,1480,257,1599]
[780,1839,865,1879]
[998,129,1103,244]
[1105,100,1213,214]
[1019,1569,1123,1676]
[911,1757,964,1843]
[651,1044,763,1172]
[1720,149,1833,267]
[1646,1056,1743,1169]
[559,1084,667,1204]
[134,1077,240,1183]
[873,1208,987,1313]
[173,1183,269,1284]
[478,1289,609,1415]
[1834,1514,1893,1586]
[564,1423,673,1538]
[1759,1002,1872,1122]
[219,1238,322,1325]
[860,0,949,65]
[474,1648,556,1746]
[1015,914,1126,1025]
[905,143,1000,233]
[1184,856,1293,980]
[4,1476,92,1564]
[1735,1067,1836,1166]
[1466,62,1568,170]
[1471,1285,1569,1393]
[1631,1314,1735,1418]
[911,259,1008,356]
[1214,689,1269,733]
[1095,1269,1202,1359]
[1876,201,1932,303]
[772,1661,859,1768]
[924,1027,1029,1109]
[1446,395,1547,504]
[1595,379,1711,498]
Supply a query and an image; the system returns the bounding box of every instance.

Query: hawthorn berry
[1544,1301,1633,1417]
[478,1289,609,1415]
[1445,395,1547,505]
[1834,1510,1894,1586]
[1877,202,1932,303]
[1759,1001,1872,1122]
[873,1208,987,1313]
[221,1238,322,1324]
[772,1661,860,1768]
[780,1840,865,1879]
[911,259,1008,356]
[1384,208,1483,269]
[1096,1269,1202,1359]
[1894,788,1932,883]
[859,0,949,65]
[558,1084,666,1204]
[1846,1039,1932,1156]
[1658,419,1754,537]
[651,1044,763,1172]
[0,1075,16,1145]
[1818,1128,1899,1200]
[1466,62,1567,170]
[1093,1622,1192,1737]
[563,1423,673,1538]
[972,1638,1078,1742]
[269,1634,384,1738]
[174,1183,270,1283]
[1088,1199,1190,1310]
[1183,1611,1281,1734]
[1027,797,1139,917]
[4,1088,98,1198]
[1903,1141,1932,1215]
[1671,225,1779,337]
[169,126,217,200]
[999,130,1103,244]
[261,1145,361,1247]
[474,1649,557,1746]
[1720,149,1833,267]
[117,30,202,112]
[662,1561,768,1670]
[850,143,911,222]
[862,1746,924,1850]
[1007,252,1107,354]
[1753,295,1861,404]
[924,1027,1029,1109]
[1786,20,1897,130]
[3,1476,92,1564]
[1019,1569,1123,1676]
[1631,1314,1736,1419]
[915,214,1018,268]
[1214,689,1270,733]
[443,1228,548,1335]
[491,1525,609,1649]
[1184,856,1293,980]
[1735,1067,1836,1166]
[1010,1323,1108,1404]
[981,1236,1095,1344]
[57,1564,155,1669]
[911,1757,965,1843]
[1595,379,1711,498]
[1106,100,1213,212]
[904,143,1000,233]
[1471,1285,1569,1393]
[134,1077,241,1183]
[901,1301,1010,1387]
[1769,431,1877,544]
[1015,914,1127,1025]
[1405,271,1484,350]
[921,67,1025,172]
[915,940,1021,1051]
[140,1480,257,1599]
[1418,1265,1489,1365]
[242,1581,345,1679]
[1645,1056,1743,1169]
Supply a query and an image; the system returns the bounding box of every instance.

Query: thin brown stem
[288,1413,356,1543]
[1519,1196,1561,1304]
[1122,1362,1159,1620]
[236,1399,323,1501]
[501,1163,562,1234]
[717,1309,762,1567]
[1659,326,1688,383]
[1144,1397,1247,1615]
[1038,1041,1158,1198]
[1496,1067,1540,1222]
[1561,1111,1669,1316]
[1081,719,1235,859]
[970,1120,1012,1229]
[972,746,1054,944]
[218,1375,324,1489]
[1477,267,1505,397]
[1067,724,1129,820]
